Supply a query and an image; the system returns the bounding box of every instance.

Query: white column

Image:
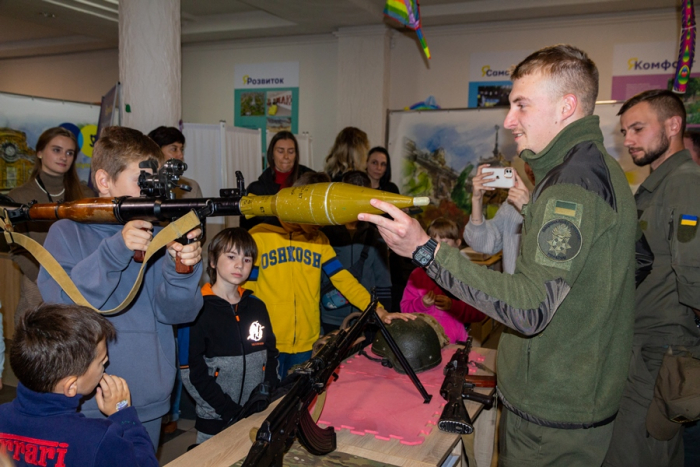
[334,26,392,147]
[119,0,181,133]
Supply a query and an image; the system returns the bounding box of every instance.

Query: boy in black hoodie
[181,228,279,444]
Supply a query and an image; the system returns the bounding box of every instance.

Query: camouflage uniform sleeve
[427,184,616,335]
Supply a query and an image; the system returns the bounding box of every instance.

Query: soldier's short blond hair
[511,44,599,116]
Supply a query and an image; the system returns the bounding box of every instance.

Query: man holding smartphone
[360,44,637,465]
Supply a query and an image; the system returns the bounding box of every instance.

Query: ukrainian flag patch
[678,214,698,243]
[554,200,578,218]
[681,214,698,226]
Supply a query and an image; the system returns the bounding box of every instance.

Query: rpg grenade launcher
[3,158,249,273]
[2,159,430,274]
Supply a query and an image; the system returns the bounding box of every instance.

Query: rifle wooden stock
[465,374,497,388]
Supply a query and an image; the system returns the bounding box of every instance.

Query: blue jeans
[277,351,312,380]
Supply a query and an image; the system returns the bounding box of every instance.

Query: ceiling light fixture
[72,0,118,14]
[42,0,118,22]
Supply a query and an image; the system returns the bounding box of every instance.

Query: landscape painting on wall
[387,108,517,229]
[386,104,646,230]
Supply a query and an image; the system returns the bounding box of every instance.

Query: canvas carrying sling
[0,208,201,316]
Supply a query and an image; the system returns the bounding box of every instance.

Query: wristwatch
[412,238,438,267]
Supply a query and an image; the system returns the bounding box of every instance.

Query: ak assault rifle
[438,338,495,435]
[242,297,432,467]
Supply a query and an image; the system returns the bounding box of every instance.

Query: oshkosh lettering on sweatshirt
[260,247,321,269]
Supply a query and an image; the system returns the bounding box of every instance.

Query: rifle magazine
[297,404,336,456]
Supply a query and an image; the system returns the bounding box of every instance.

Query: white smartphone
[482,167,515,189]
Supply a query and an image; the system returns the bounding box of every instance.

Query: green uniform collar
[637,149,692,194]
[520,115,603,183]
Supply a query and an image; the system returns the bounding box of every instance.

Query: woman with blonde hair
[8,126,94,325]
[324,127,369,181]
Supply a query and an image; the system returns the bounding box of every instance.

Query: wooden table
[166,348,496,467]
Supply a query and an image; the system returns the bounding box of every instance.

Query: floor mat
[316,348,484,445]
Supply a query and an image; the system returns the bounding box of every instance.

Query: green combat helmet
[370,316,443,374]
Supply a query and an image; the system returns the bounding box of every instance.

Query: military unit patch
[678,214,698,243]
[535,198,584,271]
[538,219,582,262]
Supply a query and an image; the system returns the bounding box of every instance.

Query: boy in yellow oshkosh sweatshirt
[245,172,407,378]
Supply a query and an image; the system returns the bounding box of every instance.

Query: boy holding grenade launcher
[37,126,204,448]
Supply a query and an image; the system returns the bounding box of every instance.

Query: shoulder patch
[535,198,584,270]
[678,214,698,243]
[538,219,582,262]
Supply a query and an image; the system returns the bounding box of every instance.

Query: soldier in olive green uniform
[361,45,637,466]
[604,90,700,467]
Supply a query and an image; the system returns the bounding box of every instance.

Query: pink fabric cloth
[316,348,484,445]
[400,268,485,343]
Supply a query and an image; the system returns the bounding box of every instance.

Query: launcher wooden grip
[175,255,193,274]
[132,227,149,264]
[133,228,193,274]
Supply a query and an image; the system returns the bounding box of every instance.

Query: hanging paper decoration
[673,0,696,94]
[384,0,431,60]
